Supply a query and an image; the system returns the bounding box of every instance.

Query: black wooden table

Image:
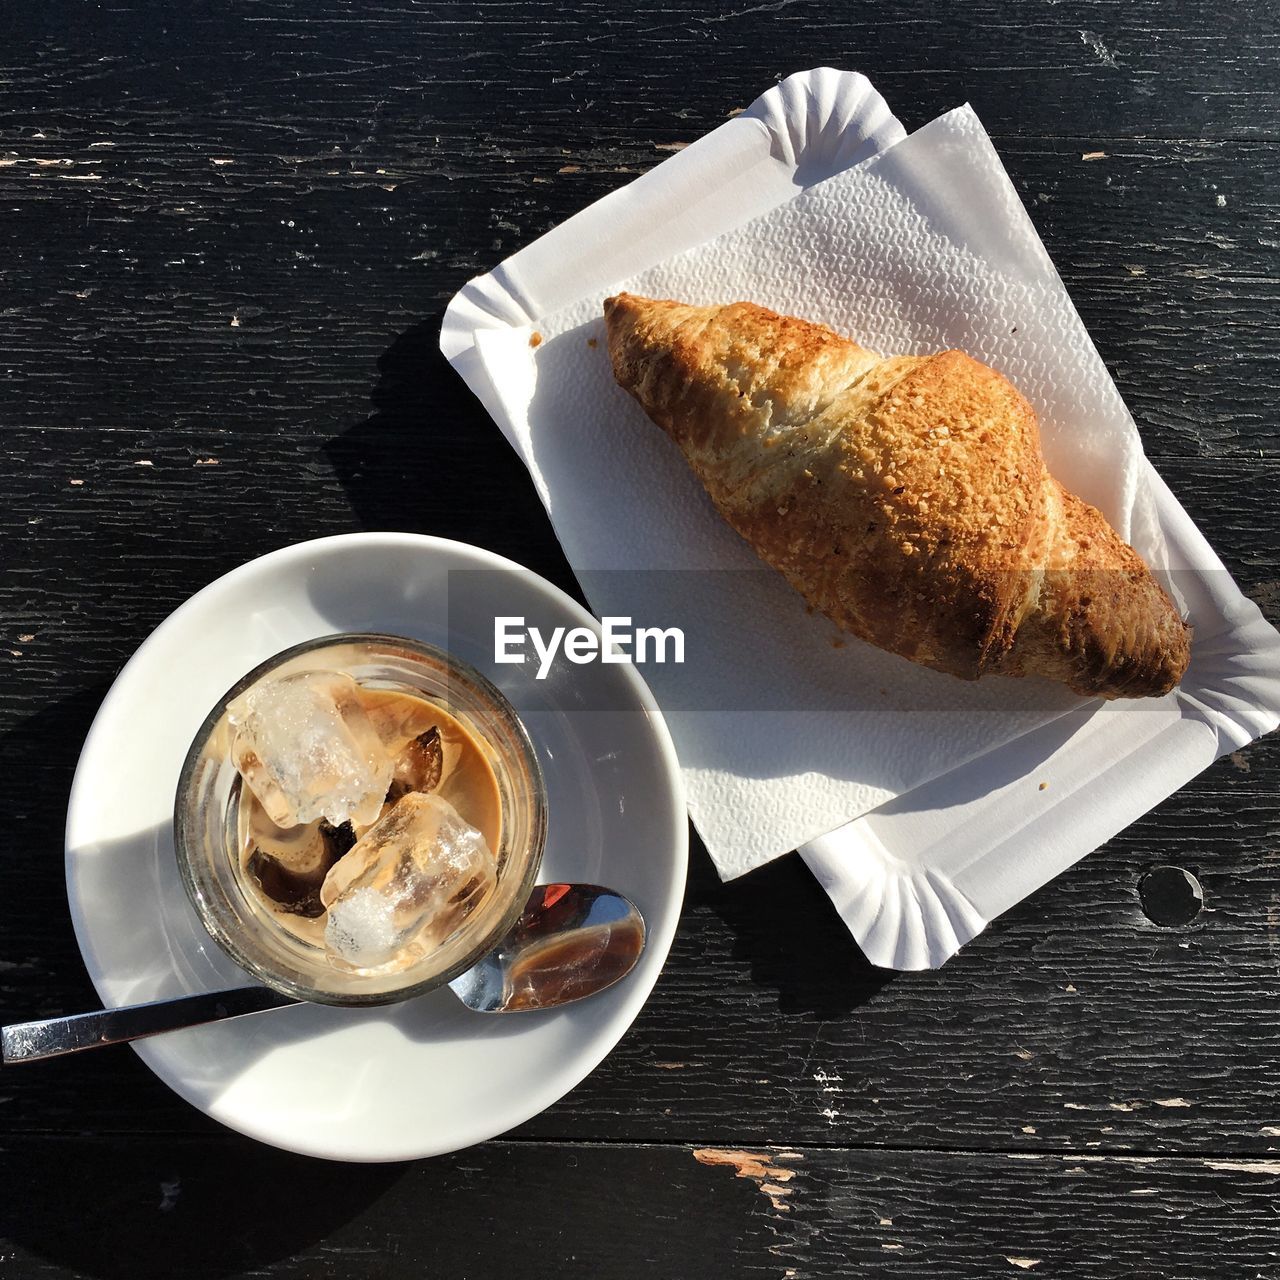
[3,4,1278,1277]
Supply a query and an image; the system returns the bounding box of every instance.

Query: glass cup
[175,633,547,1005]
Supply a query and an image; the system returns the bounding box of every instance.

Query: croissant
[603,293,1190,699]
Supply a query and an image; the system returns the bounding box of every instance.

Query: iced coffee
[227,670,503,974]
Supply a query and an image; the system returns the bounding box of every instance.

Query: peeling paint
[813,1068,843,1092]
[1079,29,1119,68]
[692,1147,798,1212]
[1205,1159,1280,1176]
[1005,1259,1041,1270]
[1153,1098,1192,1108]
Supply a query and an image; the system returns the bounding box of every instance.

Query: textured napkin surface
[475,106,1167,879]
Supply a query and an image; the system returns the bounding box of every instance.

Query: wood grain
[2,1137,1279,1279]
[0,2,1277,1276]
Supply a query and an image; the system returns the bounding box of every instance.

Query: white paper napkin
[470,105,1173,879]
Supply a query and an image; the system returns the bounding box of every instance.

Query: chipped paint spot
[69,478,84,486]
[211,158,235,166]
[195,457,219,466]
[653,1061,688,1070]
[813,1068,843,1092]
[692,1148,798,1212]
[820,1107,840,1123]
[135,459,153,467]
[17,634,34,643]
[882,1243,903,1251]
[1079,29,1119,67]
[1081,151,1107,161]
[1014,1049,1033,1061]
[1229,751,1251,772]
[1021,1125,1036,1134]
[1216,194,1227,207]
[879,1217,893,1226]
[655,142,689,152]
[230,315,241,327]
[1260,1126,1280,1137]
[1005,1259,1041,1271]
[1064,984,1077,993]
[1154,1098,1192,1108]
[1205,1159,1280,1176]
[558,164,582,174]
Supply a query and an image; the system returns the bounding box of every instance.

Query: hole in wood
[1138,865,1204,927]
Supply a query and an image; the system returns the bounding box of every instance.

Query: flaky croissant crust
[604,293,1190,699]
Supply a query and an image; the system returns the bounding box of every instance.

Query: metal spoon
[2,883,645,1065]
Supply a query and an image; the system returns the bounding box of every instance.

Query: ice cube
[229,671,394,829]
[321,791,496,970]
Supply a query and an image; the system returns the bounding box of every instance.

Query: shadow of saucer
[4,1137,406,1280]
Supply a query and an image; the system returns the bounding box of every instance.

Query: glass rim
[174,631,548,1007]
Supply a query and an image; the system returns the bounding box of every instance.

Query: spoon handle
[2,985,297,1064]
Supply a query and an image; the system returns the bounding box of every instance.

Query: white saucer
[64,534,687,1161]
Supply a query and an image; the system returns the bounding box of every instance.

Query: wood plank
[1,1137,1278,1278]
[0,134,1273,458]
[3,0,1278,140]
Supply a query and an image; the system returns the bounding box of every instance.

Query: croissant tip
[603,292,644,317]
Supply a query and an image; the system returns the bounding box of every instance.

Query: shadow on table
[0,688,403,1275]
[322,312,577,598]
[0,684,118,1014]
[688,833,898,1017]
[4,1139,406,1280]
